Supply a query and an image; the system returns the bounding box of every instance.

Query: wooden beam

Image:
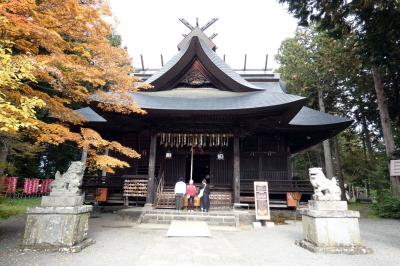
[233,135,240,203]
[140,54,145,71]
[258,136,263,180]
[179,18,194,30]
[146,133,157,204]
[264,54,268,71]
[200,18,218,31]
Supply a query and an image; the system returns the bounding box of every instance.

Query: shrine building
[78,19,351,208]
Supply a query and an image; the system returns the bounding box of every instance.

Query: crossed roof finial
[178,18,219,51]
[179,18,218,32]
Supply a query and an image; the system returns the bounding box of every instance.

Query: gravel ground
[0,212,399,266]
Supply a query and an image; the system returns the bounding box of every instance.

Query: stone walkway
[0,212,399,266]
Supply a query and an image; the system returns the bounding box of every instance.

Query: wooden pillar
[233,135,240,203]
[146,133,157,205]
[258,136,263,180]
[80,149,88,163]
[287,146,293,179]
[101,148,109,177]
[101,148,109,185]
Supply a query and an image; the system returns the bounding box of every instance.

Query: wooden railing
[240,179,313,193]
[242,170,290,181]
[82,175,148,189]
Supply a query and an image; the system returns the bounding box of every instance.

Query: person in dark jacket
[200,179,210,212]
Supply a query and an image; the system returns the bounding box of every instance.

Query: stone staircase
[139,209,239,227]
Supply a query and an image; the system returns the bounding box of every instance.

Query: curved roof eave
[145,36,264,92]
[282,107,353,153]
[74,107,107,122]
[129,90,306,112]
[289,107,352,126]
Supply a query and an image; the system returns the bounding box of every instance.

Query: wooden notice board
[254,181,270,220]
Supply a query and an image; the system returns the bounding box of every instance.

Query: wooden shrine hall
[78,19,352,208]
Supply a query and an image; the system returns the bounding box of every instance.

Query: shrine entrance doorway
[185,154,210,184]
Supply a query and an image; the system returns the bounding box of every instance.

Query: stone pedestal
[41,194,84,207]
[21,161,94,252]
[22,205,94,252]
[296,200,372,254]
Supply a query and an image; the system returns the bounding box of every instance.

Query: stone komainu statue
[51,161,86,195]
[309,167,341,201]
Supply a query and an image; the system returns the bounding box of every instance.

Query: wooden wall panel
[164,155,186,185]
[240,135,290,182]
[210,154,232,186]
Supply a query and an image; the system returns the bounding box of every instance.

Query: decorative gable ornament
[180,68,211,87]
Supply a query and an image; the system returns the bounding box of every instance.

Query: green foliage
[107,31,122,47]
[291,145,324,179]
[0,197,40,219]
[348,202,379,219]
[280,0,400,196]
[279,0,400,67]
[39,141,81,178]
[372,191,400,219]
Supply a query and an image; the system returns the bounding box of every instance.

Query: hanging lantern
[217,150,224,160]
[165,150,172,159]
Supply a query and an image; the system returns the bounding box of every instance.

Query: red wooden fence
[1,177,53,197]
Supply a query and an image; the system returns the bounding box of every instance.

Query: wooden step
[155,191,232,209]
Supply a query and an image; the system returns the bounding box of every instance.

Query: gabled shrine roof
[145,37,263,92]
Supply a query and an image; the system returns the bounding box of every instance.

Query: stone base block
[302,214,361,246]
[41,195,84,207]
[295,240,373,255]
[21,238,95,253]
[308,200,348,211]
[22,205,92,250]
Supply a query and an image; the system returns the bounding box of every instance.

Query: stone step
[140,211,238,227]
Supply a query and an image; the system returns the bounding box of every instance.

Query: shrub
[371,191,400,219]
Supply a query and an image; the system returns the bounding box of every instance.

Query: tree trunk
[372,66,396,158]
[372,66,399,196]
[361,114,373,159]
[334,137,346,201]
[318,90,334,178]
[0,138,9,176]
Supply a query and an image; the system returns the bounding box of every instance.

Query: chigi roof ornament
[178,18,219,51]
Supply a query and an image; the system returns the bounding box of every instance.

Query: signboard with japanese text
[254,181,270,220]
[390,160,400,176]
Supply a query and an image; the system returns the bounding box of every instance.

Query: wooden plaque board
[96,188,108,202]
[390,160,400,176]
[254,181,270,220]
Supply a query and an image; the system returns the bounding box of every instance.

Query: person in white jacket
[174,177,186,211]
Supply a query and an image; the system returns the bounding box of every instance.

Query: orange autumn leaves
[37,126,141,174]
[0,0,145,172]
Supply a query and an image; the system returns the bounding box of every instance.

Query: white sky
[108,0,298,70]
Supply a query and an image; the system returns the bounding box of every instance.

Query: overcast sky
[108,0,298,70]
